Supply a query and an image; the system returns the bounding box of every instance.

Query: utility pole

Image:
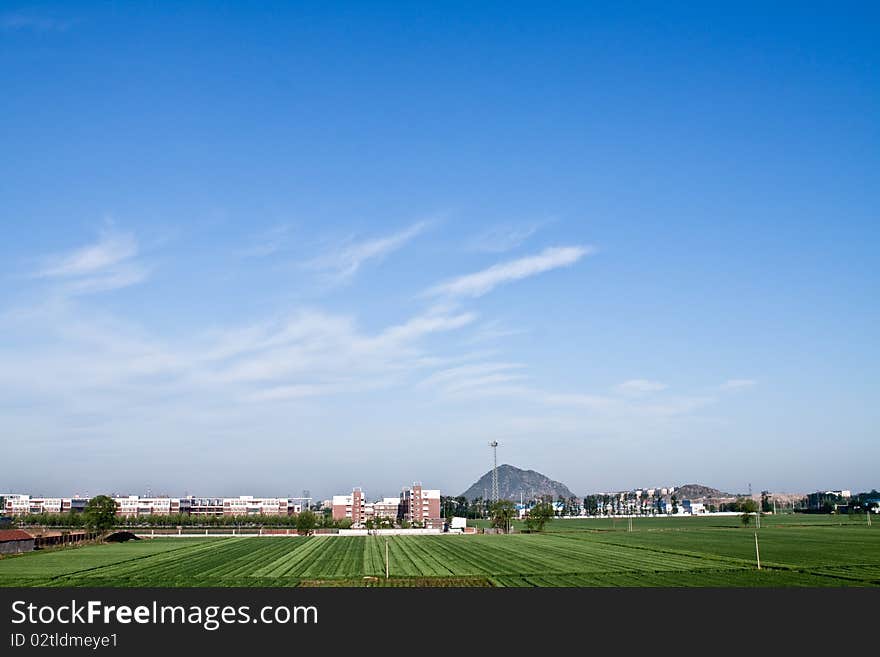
[754,532,761,570]
[489,441,499,503]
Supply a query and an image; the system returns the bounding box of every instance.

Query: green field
[1,517,877,587]
[469,512,872,531]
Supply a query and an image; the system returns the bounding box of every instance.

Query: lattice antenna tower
[489,441,499,503]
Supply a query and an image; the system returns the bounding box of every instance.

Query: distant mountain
[673,484,733,500]
[460,465,576,502]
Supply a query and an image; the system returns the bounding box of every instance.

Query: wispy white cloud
[492,386,715,419]
[34,228,148,295]
[61,265,150,295]
[462,320,528,345]
[426,245,592,298]
[465,222,542,253]
[374,310,475,344]
[418,362,527,392]
[614,379,668,395]
[417,363,704,418]
[0,299,480,418]
[720,379,757,390]
[38,231,137,278]
[306,221,429,281]
[200,306,475,388]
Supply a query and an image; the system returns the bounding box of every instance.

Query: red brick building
[331,483,442,528]
[401,483,442,528]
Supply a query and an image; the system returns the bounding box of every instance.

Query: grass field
[1,516,877,587]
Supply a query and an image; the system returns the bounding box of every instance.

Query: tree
[671,495,679,515]
[525,502,554,532]
[738,497,758,526]
[489,500,516,533]
[83,495,117,533]
[761,491,773,513]
[738,498,758,514]
[295,510,317,535]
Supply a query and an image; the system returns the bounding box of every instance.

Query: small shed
[0,529,35,555]
[449,517,468,531]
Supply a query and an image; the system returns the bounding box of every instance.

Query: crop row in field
[589,527,880,569]
[469,513,875,533]
[2,524,878,587]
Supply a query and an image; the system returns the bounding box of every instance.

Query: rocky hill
[460,464,576,501]
[673,484,733,500]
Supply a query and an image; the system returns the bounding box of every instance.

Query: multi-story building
[372,497,402,520]
[114,496,191,516]
[332,488,367,524]
[400,483,442,528]
[188,498,223,516]
[4,494,305,517]
[221,496,303,516]
[3,495,88,516]
[62,498,89,513]
[331,484,443,528]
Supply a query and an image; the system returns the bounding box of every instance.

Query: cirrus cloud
[34,228,148,295]
[426,245,593,299]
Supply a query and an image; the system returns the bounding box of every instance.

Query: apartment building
[332,488,367,524]
[188,498,223,515]
[372,497,402,520]
[332,483,442,528]
[330,491,404,524]
[3,495,88,516]
[117,495,304,517]
[115,496,189,516]
[400,483,442,528]
[4,494,305,517]
[221,496,303,516]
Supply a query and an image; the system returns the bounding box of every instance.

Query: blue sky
[1,2,878,499]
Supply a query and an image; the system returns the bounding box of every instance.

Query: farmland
[1,517,877,587]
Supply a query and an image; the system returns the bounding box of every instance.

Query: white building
[3,495,88,515]
[4,493,306,517]
[682,500,706,514]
